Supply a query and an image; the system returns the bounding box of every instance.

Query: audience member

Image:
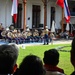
[18,54,45,75]
[43,49,65,75]
[0,44,19,75]
[70,36,75,75]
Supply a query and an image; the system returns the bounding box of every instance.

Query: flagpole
[5,0,8,28]
[61,8,64,32]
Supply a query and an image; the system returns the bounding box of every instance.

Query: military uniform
[1,30,7,39]
[11,29,21,44]
[7,31,13,43]
[17,30,25,43]
[25,29,32,43]
[33,29,40,42]
[44,28,49,45]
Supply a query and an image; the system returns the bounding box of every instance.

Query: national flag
[56,0,70,23]
[56,0,64,8]
[64,0,70,23]
[11,0,18,23]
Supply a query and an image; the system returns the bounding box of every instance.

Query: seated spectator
[18,54,45,75]
[70,36,75,75]
[43,49,65,75]
[0,44,19,75]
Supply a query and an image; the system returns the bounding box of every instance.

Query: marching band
[0,25,53,44]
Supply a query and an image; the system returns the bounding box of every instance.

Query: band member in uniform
[17,29,25,43]
[6,30,13,43]
[40,30,45,42]
[11,29,21,44]
[33,29,39,42]
[43,26,49,45]
[1,29,7,40]
[25,28,32,43]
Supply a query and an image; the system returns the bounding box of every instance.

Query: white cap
[45,26,48,28]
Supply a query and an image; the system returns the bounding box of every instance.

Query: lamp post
[5,0,8,28]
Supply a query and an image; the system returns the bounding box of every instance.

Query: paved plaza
[17,39,72,47]
[0,39,72,49]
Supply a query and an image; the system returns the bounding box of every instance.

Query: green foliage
[17,44,73,75]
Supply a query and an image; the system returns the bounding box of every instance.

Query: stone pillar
[23,0,27,31]
[61,8,64,32]
[44,0,47,29]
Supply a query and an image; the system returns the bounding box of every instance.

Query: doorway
[32,5,40,28]
[50,7,55,28]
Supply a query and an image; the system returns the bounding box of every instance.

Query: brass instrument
[7,31,13,38]
[1,30,7,37]
[26,31,32,37]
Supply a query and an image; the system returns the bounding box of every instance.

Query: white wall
[26,0,44,29]
[26,0,62,29]
[70,16,75,24]
[0,0,12,28]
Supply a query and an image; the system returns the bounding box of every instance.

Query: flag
[64,0,70,23]
[56,0,70,23]
[11,0,18,23]
[56,0,64,8]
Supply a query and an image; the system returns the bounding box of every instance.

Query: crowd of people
[0,36,75,75]
[0,25,55,44]
[0,23,72,45]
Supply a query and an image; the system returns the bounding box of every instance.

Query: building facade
[0,0,75,32]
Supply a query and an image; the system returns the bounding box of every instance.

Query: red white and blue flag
[56,0,70,23]
[11,0,18,23]
[64,0,70,23]
[56,0,64,8]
